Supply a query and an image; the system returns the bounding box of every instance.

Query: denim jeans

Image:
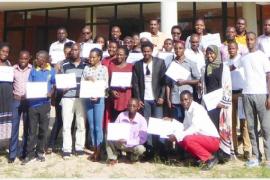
[86,98,105,147]
[9,99,29,159]
[171,104,185,123]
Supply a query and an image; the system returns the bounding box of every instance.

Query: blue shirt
[28,64,56,107]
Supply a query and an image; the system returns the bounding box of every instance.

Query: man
[171,25,185,44]
[149,19,170,50]
[22,51,56,165]
[80,26,94,58]
[184,34,205,75]
[235,18,247,46]
[132,41,166,160]
[220,26,248,61]
[167,90,220,171]
[109,26,123,46]
[232,32,270,168]
[106,98,147,165]
[49,27,74,65]
[8,51,32,163]
[123,36,134,51]
[257,18,270,60]
[61,43,86,159]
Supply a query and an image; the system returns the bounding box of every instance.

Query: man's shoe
[8,158,15,164]
[245,159,260,168]
[243,151,250,160]
[75,150,84,156]
[36,153,45,162]
[201,157,218,171]
[62,152,71,160]
[21,156,35,165]
[107,159,118,166]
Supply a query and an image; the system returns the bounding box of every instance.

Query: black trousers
[27,103,50,158]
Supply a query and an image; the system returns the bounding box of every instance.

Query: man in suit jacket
[132,40,167,160]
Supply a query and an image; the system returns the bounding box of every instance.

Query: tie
[146,65,150,75]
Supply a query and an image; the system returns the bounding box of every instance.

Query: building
[0,1,269,63]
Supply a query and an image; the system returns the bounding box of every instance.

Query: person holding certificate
[0,43,13,148]
[83,48,109,162]
[167,90,220,171]
[22,50,56,165]
[106,98,147,165]
[166,41,200,122]
[200,45,233,161]
[108,46,133,121]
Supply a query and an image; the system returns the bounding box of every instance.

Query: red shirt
[108,62,133,111]
[102,56,116,68]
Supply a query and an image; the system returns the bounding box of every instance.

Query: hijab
[206,45,222,76]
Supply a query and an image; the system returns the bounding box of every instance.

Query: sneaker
[201,157,219,171]
[245,159,260,168]
[75,150,84,157]
[243,151,250,160]
[21,156,36,165]
[62,152,71,160]
[8,158,15,164]
[36,153,45,162]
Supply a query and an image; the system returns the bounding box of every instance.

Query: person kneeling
[106,98,147,165]
[167,90,220,170]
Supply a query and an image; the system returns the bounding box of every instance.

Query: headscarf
[206,45,222,76]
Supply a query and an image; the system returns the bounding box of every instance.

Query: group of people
[0,16,270,171]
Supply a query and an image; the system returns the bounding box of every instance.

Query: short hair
[190,33,200,41]
[57,27,67,32]
[19,50,30,57]
[90,48,103,59]
[118,45,129,57]
[149,18,160,24]
[128,98,139,105]
[237,17,246,23]
[141,41,154,51]
[227,40,238,48]
[174,40,185,47]
[0,42,11,50]
[164,38,173,43]
[36,50,49,59]
[93,35,107,50]
[195,17,205,24]
[246,31,257,38]
[171,25,182,33]
[111,25,121,32]
[109,40,120,48]
[64,41,74,50]
[180,90,192,98]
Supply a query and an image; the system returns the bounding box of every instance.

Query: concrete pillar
[160,1,178,35]
[242,2,258,34]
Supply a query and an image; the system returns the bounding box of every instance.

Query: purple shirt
[13,64,32,97]
[220,42,248,62]
[115,111,147,147]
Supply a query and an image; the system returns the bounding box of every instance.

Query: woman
[83,48,108,162]
[131,33,141,53]
[108,46,133,122]
[0,43,13,146]
[201,45,233,160]
[102,41,118,68]
[94,35,109,59]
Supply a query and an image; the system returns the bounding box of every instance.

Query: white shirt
[235,50,270,94]
[143,60,155,100]
[225,54,246,90]
[172,101,219,142]
[49,38,74,64]
[184,48,205,75]
[185,35,208,52]
[257,34,270,59]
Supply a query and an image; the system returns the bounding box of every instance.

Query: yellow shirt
[235,34,247,46]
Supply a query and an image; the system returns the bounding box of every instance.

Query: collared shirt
[151,31,170,50]
[82,63,109,89]
[184,48,205,75]
[114,111,148,147]
[49,38,74,64]
[172,101,219,142]
[62,59,86,98]
[143,60,154,100]
[234,50,270,94]
[28,63,56,107]
[220,41,248,62]
[166,58,200,104]
[224,54,245,90]
[257,34,270,59]
[13,64,32,97]
[235,34,247,47]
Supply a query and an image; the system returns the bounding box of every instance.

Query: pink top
[13,64,32,97]
[220,42,248,62]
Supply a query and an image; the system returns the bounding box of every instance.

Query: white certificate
[147,117,176,138]
[26,82,48,99]
[139,32,152,42]
[202,33,222,49]
[110,72,132,88]
[157,52,174,62]
[79,80,106,98]
[202,88,223,111]
[55,73,77,89]
[126,53,143,64]
[107,123,131,141]
[0,66,14,82]
[165,61,191,81]
[80,43,102,58]
[238,96,246,119]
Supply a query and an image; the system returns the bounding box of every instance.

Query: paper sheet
[26,82,48,99]
[79,80,106,98]
[80,43,102,58]
[110,72,132,88]
[126,53,143,64]
[165,61,191,81]
[107,123,131,141]
[202,88,223,111]
[55,73,77,89]
[0,66,14,82]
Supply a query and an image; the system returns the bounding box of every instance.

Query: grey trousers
[106,141,146,161]
[243,94,270,160]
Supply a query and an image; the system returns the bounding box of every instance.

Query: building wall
[0,12,4,41]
